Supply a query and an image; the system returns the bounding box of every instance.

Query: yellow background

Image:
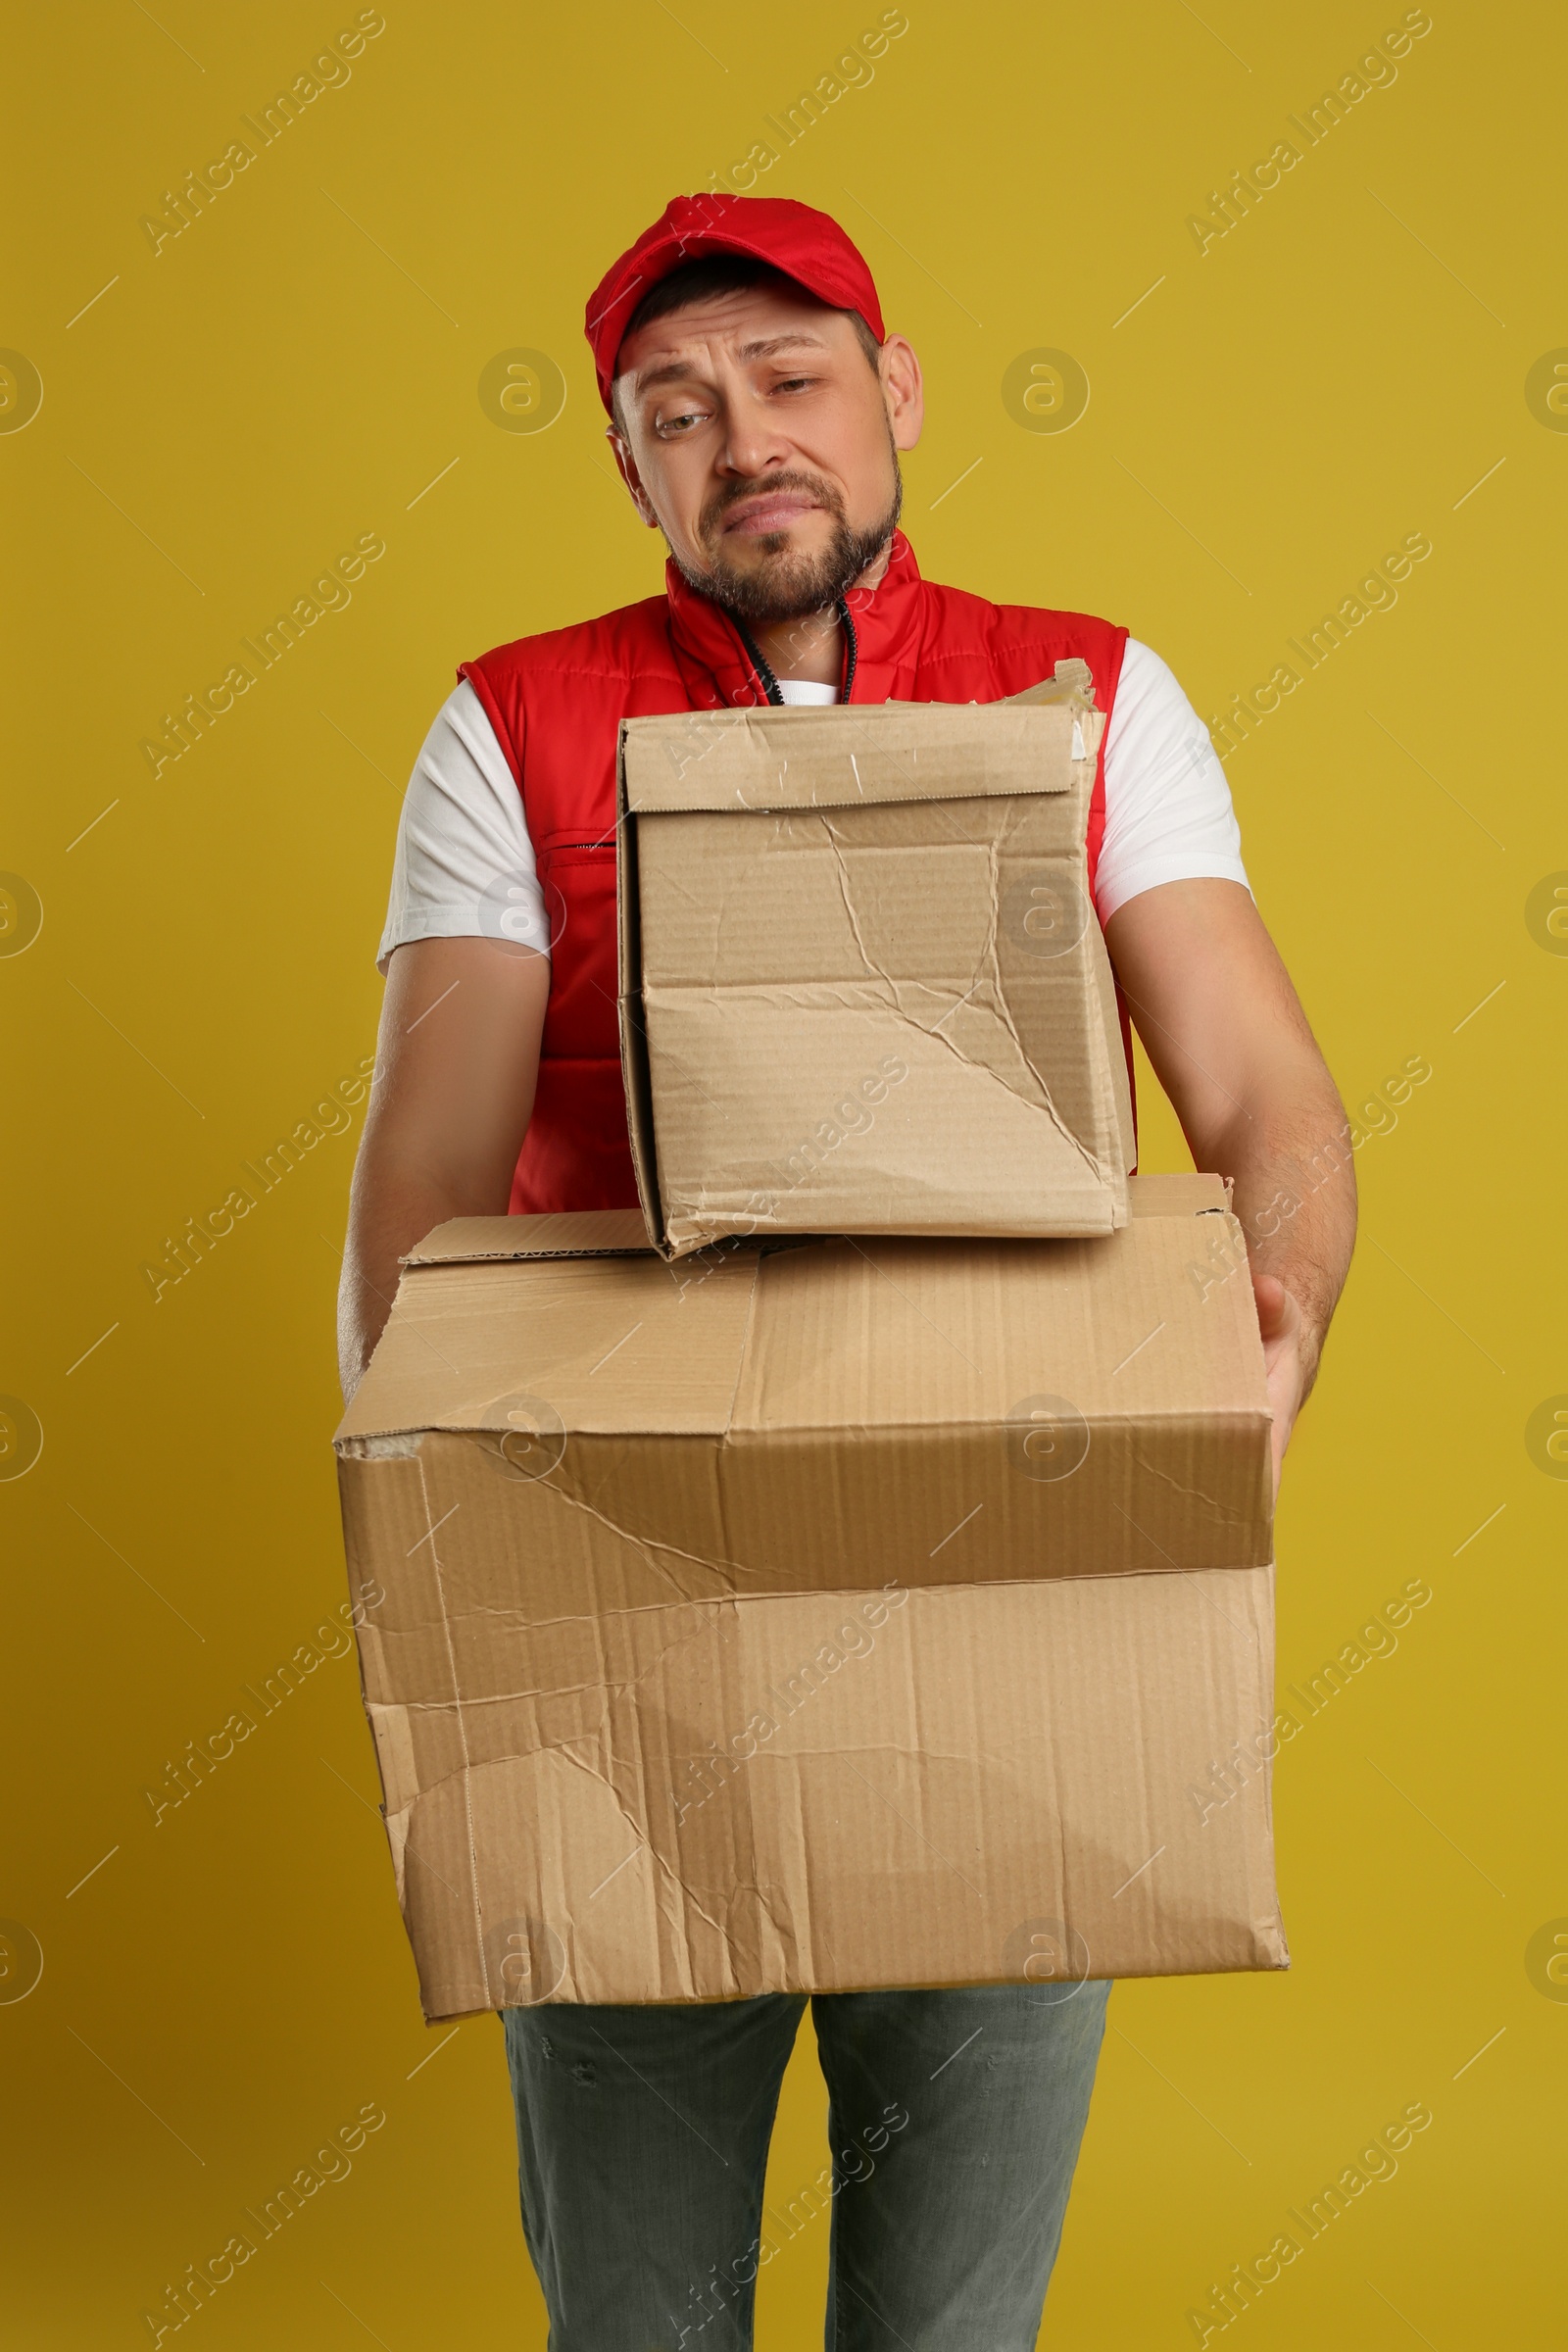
[4,1,1561,2343]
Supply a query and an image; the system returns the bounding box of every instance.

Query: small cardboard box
[335,1175,1286,2019]
[617,687,1136,1260]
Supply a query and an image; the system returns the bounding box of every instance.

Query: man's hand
[338,937,552,1403]
[1105,878,1356,1500]
[1251,1268,1305,1500]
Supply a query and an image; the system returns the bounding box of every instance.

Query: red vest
[460,532,1132,1215]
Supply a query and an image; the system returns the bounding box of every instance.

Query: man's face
[610,283,923,623]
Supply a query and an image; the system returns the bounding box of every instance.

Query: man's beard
[671,460,904,625]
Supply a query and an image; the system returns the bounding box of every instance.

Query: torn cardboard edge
[402,1170,1228,1274]
[883,656,1099,717]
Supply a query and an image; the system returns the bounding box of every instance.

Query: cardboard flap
[1127,1171,1228,1215]
[620,701,1102,816]
[1000,657,1098,709]
[403,1208,655,1267]
[733,1209,1266,1435]
[339,1175,1266,1481]
[336,1246,761,1446]
[887,660,1099,715]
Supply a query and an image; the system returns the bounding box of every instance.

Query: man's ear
[878,334,923,453]
[608,426,662,529]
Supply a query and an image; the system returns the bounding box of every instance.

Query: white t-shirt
[376,639,1249,970]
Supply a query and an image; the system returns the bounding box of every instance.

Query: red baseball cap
[584,193,885,415]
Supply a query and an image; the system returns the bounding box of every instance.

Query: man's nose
[716,392,792,478]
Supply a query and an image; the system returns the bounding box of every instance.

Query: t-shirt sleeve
[376,679,551,972]
[1094,638,1251,924]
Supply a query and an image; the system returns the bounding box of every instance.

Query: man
[340,195,1355,2350]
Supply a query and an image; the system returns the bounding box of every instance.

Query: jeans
[502,1977,1111,2350]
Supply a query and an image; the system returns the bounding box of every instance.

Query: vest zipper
[837,596,858,701]
[733,619,784,706]
[733,599,859,706]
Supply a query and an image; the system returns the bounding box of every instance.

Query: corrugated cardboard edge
[1089,915,1138,1177]
[616,720,675,1258]
[404,1207,655,1266]
[409,1179,1221,1267]
[1128,1170,1226,1214]
[1253,1563,1292,1977]
[1008,664,1134,1174]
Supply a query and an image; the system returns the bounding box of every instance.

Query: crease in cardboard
[363,1590,717,1730]
[511,1465,770,1599]
[907,978,1102,1185]
[387,1698,1266,1803]
[384,1804,410,1907]
[414,1447,490,1994]
[985,815,1104,1179]
[1125,1437,1268,1524]
[371,1555,1270,1675]
[820,815,892,992]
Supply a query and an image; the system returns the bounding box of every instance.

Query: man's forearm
[337,940,551,1403]
[338,1162,499,1403]
[1209,1076,1358,1398]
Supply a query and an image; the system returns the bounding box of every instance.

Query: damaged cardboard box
[335,1173,1286,2020]
[617,675,1136,1261]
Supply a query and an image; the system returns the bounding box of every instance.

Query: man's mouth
[719,491,822,538]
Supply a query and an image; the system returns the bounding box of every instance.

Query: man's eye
[654,408,709,439]
[773,376,815,394]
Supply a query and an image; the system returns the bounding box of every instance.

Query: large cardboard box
[617,683,1137,1260]
[335,1175,1287,2019]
